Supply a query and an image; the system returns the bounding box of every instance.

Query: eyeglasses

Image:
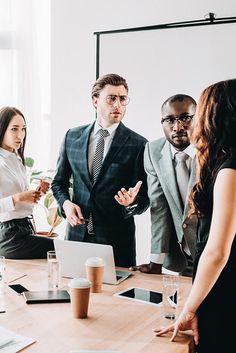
[106,95,130,106]
[161,114,194,127]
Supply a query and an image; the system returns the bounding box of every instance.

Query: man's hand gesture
[114,180,142,207]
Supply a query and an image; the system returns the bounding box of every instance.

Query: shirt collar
[170,143,195,159]
[0,147,16,158]
[0,147,22,161]
[94,121,120,136]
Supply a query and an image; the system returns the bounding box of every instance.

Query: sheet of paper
[0,326,36,352]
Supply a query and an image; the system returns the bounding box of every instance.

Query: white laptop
[54,239,132,285]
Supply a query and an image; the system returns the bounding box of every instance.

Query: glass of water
[162,274,179,320]
[47,251,61,290]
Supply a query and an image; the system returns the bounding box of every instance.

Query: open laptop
[54,239,132,285]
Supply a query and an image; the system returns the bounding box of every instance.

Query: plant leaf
[54,214,63,227]
[31,171,43,177]
[25,157,34,168]
[44,193,54,209]
[47,208,63,227]
[57,207,62,217]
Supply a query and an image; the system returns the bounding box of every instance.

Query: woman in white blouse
[0,107,54,258]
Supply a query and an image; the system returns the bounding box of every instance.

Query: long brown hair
[0,106,26,165]
[190,79,236,217]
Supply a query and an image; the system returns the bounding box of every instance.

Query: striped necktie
[87,129,109,234]
[91,129,109,183]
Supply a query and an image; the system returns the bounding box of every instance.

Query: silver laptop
[54,239,132,285]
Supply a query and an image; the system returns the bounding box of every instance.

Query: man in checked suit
[52,74,149,267]
[131,94,197,276]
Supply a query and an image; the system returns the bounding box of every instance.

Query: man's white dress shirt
[88,121,119,174]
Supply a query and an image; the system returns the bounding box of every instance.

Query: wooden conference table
[1,259,194,353]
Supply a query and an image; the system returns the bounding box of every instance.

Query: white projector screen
[99,24,236,141]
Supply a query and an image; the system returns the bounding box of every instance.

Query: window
[0,0,51,170]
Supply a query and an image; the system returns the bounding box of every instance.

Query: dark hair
[190,79,236,217]
[0,106,26,165]
[161,94,197,113]
[91,73,128,98]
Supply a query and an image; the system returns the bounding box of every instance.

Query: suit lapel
[188,156,196,190]
[183,156,196,218]
[156,142,183,214]
[76,124,93,188]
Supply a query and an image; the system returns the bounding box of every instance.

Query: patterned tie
[175,152,189,205]
[87,129,109,234]
[92,129,110,182]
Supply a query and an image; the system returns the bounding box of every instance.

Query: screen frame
[94,13,236,79]
[114,287,163,307]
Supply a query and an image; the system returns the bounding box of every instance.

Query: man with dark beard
[131,94,197,276]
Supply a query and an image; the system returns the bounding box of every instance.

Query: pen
[8,274,27,284]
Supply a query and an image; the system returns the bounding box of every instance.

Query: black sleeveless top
[194,152,236,274]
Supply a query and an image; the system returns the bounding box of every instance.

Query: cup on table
[69,278,91,319]
[0,256,5,293]
[162,274,179,320]
[85,257,104,293]
[47,250,61,290]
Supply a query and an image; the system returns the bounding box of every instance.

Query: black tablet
[23,290,70,304]
[114,287,163,306]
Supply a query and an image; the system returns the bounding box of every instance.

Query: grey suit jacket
[144,137,197,272]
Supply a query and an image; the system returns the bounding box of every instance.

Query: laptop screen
[54,239,118,284]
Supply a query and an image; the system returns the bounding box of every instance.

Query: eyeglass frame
[105,94,130,106]
[161,114,195,127]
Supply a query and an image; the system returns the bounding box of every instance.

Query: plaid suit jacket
[52,122,149,266]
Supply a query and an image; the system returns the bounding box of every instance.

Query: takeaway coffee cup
[69,278,91,319]
[85,257,104,293]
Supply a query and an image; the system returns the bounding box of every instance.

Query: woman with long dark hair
[153,79,236,352]
[0,107,54,258]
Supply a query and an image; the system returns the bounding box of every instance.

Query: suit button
[183,223,187,229]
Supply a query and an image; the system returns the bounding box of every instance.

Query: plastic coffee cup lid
[69,278,91,288]
[85,257,104,267]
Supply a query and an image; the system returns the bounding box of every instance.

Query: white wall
[50,0,236,263]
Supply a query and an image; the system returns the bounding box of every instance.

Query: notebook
[54,239,132,285]
[0,326,36,351]
[23,290,70,304]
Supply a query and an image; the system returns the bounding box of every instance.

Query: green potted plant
[25,157,63,236]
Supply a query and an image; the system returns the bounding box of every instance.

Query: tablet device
[23,290,70,304]
[114,287,163,306]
